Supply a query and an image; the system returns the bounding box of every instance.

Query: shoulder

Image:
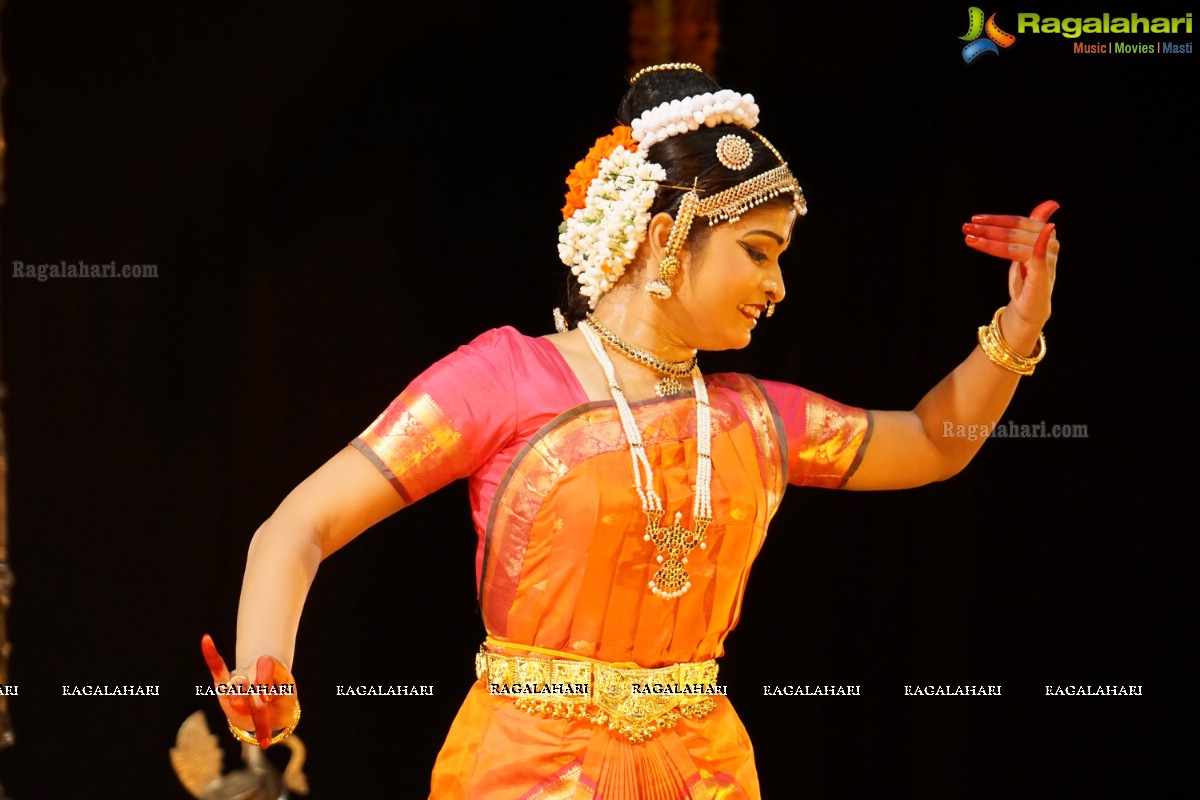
[705,372,782,415]
[708,374,843,421]
[449,325,544,362]
[462,325,531,350]
[440,326,568,389]
[707,371,780,397]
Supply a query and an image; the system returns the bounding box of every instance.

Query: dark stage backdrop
[0,1,1192,797]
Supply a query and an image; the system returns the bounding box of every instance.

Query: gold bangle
[977,306,1046,376]
[227,698,301,747]
[992,306,1046,363]
[978,324,1037,375]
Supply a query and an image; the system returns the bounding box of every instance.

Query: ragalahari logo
[960,7,1017,62]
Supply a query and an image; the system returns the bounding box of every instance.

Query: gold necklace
[582,315,698,397]
[578,322,712,599]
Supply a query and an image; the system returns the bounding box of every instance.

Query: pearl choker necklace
[579,322,713,599]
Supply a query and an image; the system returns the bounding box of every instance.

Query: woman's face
[675,203,796,351]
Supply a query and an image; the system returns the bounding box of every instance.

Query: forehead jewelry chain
[579,322,713,599]
[583,314,697,396]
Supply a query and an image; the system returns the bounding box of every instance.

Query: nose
[762,275,785,305]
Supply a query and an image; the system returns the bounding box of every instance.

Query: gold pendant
[643,510,710,599]
[655,376,685,396]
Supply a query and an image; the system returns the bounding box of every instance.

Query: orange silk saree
[353,327,871,799]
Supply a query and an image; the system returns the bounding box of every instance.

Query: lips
[737,304,763,325]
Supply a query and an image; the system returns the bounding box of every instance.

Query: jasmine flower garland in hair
[558,146,666,309]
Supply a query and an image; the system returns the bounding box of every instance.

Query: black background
[0,1,1193,797]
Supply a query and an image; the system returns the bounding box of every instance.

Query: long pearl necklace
[579,322,713,599]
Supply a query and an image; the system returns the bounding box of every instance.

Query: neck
[590,283,697,362]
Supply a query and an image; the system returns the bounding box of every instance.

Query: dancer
[202,63,1059,798]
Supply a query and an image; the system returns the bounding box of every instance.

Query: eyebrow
[742,229,786,245]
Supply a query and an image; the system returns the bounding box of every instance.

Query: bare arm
[235,443,408,669]
[846,202,1060,490]
[202,443,406,746]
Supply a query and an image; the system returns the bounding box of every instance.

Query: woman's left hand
[962,200,1060,334]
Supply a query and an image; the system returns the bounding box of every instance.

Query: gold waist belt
[474,645,720,743]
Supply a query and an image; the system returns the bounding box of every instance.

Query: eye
[739,242,768,263]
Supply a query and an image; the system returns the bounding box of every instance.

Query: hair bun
[617,66,722,126]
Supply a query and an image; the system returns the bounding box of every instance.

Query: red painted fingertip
[971,215,985,223]
[1033,222,1055,259]
[1030,200,1060,222]
[201,634,225,674]
[965,234,979,243]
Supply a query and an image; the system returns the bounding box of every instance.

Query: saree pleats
[430,684,759,799]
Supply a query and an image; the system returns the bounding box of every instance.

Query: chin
[707,331,753,352]
[693,320,754,352]
[732,323,755,349]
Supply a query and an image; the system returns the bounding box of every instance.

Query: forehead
[716,205,797,241]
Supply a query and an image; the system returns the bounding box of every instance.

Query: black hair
[560,67,792,326]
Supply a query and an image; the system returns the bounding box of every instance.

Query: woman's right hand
[201,633,298,749]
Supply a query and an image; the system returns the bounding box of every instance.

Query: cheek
[698,283,745,319]
[685,248,756,309]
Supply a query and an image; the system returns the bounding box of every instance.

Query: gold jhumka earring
[644,191,699,301]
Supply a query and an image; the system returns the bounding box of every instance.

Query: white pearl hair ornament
[630,90,760,149]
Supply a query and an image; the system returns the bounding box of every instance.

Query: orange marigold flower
[561,125,638,220]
